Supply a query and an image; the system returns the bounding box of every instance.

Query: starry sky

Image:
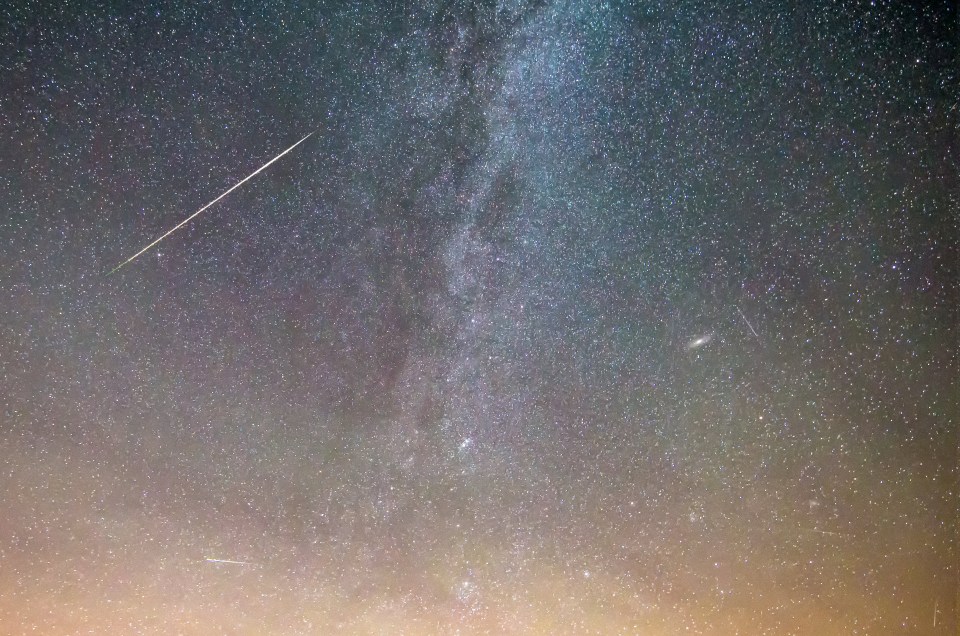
[1,1,956,634]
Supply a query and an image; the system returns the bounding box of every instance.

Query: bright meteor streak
[107,131,315,275]
[205,558,256,566]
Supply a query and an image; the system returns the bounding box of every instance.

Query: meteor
[107,131,315,275]
[205,558,256,566]
[735,305,760,338]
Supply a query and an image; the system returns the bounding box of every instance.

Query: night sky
[1,1,956,634]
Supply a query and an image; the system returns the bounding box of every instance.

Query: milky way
[1,2,956,634]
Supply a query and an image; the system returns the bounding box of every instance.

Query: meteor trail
[205,558,256,566]
[107,131,315,275]
[736,305,759,338]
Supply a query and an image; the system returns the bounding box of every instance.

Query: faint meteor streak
[736,305,759,338]
[205,558,256,566]
[107,131,315,275]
